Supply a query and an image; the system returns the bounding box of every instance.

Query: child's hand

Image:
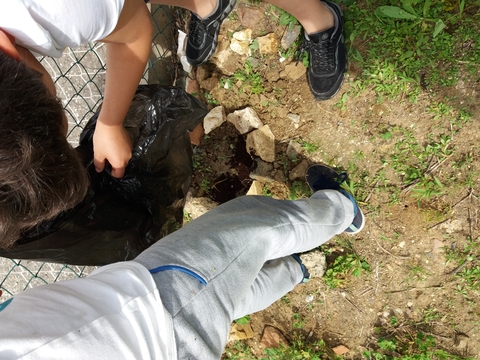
[93,122,132,178]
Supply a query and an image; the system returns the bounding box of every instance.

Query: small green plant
[263,337,330,359]
[223,60,265,95]
[204,92,219,105]
[224,341,256,360]
[200,178,211,193]
[281,295,291,306]
[183,210,192,223]
[235,315,251,325]
[292,313,306,329]
[387,128,454,203]
[289,181,313,200]
[298,139,319,154]
[323,253,370,289]
[411,176,444,203]
[364,331,474,360]
[262,184,273,197]
[334,92,348,111]
[376,3,447,38]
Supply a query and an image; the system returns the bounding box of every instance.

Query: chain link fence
[0,5,185,300]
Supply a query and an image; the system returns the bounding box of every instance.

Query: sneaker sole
[188,0,237,66]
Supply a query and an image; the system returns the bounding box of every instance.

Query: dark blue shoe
[291,254,311,284]
[305,164,365,234]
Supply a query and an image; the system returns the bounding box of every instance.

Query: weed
[204,92,219,105]
[457,261,480,293]
[200,178,211,193]
[427,101,454,120]
[292,313,306,329]
[334,92,348,111]
[281,295,291,306]
[278,10,298,29]
[346,0,480,100]
[192,153,202,170]
[223,60,265,95]
[411,176,444,203]
[262,337,330,359]
[262,184,273,197]
[280,37,302,60]
[183,210,192,223]
[323,252,370,289]
[235,315,251,325]
[422,307,441,322]
[407,263,430,282]
[364,331,474,360]
[248,38,259,52]
[387,128,455,202]
[289,181,313,200]
[389,316,398,327]
[298,139,319,154]
[224,341,255,360]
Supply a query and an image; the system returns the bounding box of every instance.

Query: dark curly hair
[0,52,89,248]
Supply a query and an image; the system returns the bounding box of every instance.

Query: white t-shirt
[0,261,177,360]
[0,0,125,57]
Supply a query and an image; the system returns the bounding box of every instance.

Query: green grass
[345,0,480,101]
[224,337,333,360]
[382,127,455,203]
[364,331,475,359]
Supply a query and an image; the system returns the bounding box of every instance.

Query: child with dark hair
[0,52,89,249]
[0,0,229,248]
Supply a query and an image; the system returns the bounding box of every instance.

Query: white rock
[233,29,253,41]
[286,140,302,158]
[299,251,326,278]
[184,197,219,220]
[287,113,300,123]
[246,125,275,163]
[227,107,264,134]
[289,159,309,181]
[246,180,264,195]
[305,295,314,303]
[230,39,251,56]
[257,33,280,54]
[204,106,226,134]
[281,25,301,50]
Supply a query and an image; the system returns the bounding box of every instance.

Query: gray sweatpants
[134,190,354,359]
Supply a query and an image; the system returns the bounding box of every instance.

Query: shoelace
[296,37,336,74]
[189,16,207,44]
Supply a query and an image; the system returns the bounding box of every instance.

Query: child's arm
[94,0,153,178]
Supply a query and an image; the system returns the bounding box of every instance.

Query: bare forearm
[93,0,152,177]
[99,41,150,126]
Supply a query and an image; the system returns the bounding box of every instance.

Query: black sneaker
[186,0,236,66]
[297,1,347,100]
[305,164,364,234]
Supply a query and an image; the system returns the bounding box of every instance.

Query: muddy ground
[182,1,480,358]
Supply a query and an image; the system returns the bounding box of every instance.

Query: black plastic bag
[0,85,207,265]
